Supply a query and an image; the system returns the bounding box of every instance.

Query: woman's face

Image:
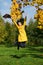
[18,22,22,26]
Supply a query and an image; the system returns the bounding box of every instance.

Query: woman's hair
[17,18,24,25]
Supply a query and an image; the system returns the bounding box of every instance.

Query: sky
[0,0,43,24]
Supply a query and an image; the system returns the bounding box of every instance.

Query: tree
[26,19,43,46]
[10,0,43,29]
[0,15,7,44]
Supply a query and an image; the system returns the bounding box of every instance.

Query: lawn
[0,45,43,65]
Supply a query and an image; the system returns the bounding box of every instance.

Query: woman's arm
[23,17,27,26]
[11,15,19,28]
[12,19,19,28]
[23,20,26,26]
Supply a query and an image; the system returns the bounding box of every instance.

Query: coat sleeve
[11,13,19,28]
[23,18,26,26]
[12,19,19,28]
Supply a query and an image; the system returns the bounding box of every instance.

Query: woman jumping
[12,18,28,50]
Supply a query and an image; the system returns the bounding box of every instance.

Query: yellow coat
[13,20,28,42]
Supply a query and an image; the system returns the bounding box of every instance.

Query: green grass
[0,45,43,65]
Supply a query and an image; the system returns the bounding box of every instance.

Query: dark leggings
[17,42,26,50]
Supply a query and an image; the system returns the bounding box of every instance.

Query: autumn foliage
[10,0,43,29]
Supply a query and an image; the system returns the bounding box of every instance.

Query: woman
[13,18,28,50]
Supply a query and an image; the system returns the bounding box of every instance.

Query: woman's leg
[17,42,20,50]
[20,42,26,48]
[17,42,26,49]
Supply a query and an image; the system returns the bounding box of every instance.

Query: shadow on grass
[10,53,43,59]
[0,54,27,59]
[0,54,43,59]
[10,46,43,59]
[10,54,27,59]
